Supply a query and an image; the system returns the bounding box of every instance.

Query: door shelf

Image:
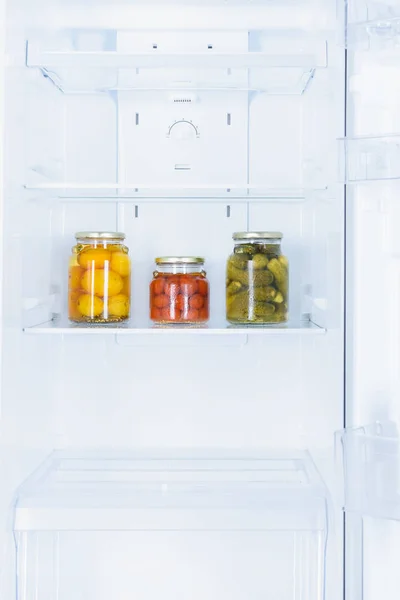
[347,0,400,46]
[338,422,400,521]
[347,18,400,46]
[339,134,400,182]
[14,449,328,532]
[22,318,326,337]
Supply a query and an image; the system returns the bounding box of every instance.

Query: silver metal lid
[75,232,126,241]
[156,256,205,265]
[233,231,283,241]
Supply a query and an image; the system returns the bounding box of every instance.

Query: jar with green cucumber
[226,232,289,324]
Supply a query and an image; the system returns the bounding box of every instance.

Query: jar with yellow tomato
[68,232,131,323]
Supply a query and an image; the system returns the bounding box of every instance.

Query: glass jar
[226,232,289,324]
[68,232,131,323]
[150,257,209,324]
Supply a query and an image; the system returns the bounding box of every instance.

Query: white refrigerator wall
[0,2,344,600]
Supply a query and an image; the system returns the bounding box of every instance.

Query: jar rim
[75,231,126,241]
[233,232,283,241]
[156,256,205,265]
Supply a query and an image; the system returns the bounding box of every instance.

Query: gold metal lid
[155,256,205,265]
[75,232,126,241]
[233,231,283,241]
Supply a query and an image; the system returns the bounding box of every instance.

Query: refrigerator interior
[4,0,400,599]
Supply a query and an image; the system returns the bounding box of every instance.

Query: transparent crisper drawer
[339,134,400,182]
[14,450,329,600]
[338,422,400,520]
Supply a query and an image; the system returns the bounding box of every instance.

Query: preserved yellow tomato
[81,269,123,297]
[110,252,131,277]
[77,294,104,318]
[69,265,84,290]
[78,248,111,269]
[108,294,130,318]
[122,276,131,297]
[68,290,82,321]
[69,233,131,323]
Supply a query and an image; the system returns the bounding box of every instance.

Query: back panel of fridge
[1,0,394,599]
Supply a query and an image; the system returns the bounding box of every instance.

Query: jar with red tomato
[150,257,209,324]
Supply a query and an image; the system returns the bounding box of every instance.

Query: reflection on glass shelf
[24,181,325,201]
[22,317,325,336]
[338,421,400,521]
[340,134,400,182]
[14,449,328,531]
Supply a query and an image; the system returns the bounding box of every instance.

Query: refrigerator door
[343,1,400,599]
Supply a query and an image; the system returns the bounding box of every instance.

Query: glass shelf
[338,421,400,521]
[339,134,400,182]
[39,0,314,5]
[22,318,325,337]
[24,182,324,201]
[14,449,328,531]
[26,38,327,95]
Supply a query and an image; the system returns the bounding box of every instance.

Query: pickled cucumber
[267,258,288,297]
[253,270,274,287]
[253,302,276,319]
[251,286,276,302]
[229,254,251,270]
[252,254,269,270]
[258,244,280,258]
[279,255,289,268]
[227,263,249,286]
[226,291,251,320]
[227,281,243,296]
[227,295,276,323]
